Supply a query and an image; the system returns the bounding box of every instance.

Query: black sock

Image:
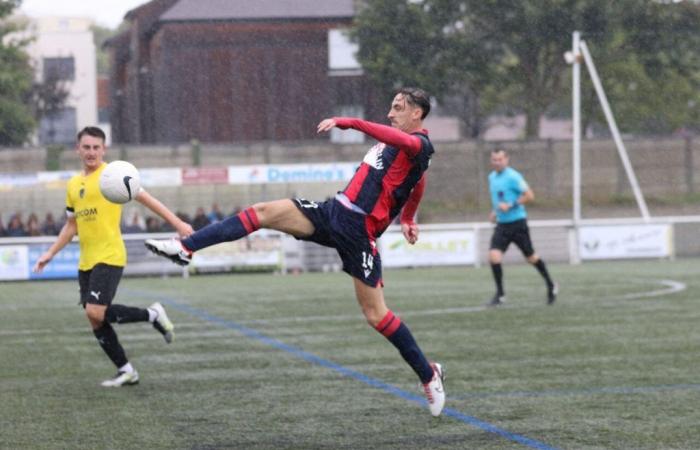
[375,311,434,384]
[93,323,128,368]
[105,304,149,324]
[491,263,504,296]
[534,259,554,289]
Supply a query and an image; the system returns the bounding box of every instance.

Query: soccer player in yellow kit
[33,126,193,387]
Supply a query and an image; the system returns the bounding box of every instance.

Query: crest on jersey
[362,143,385,170]
[79,187,85,199]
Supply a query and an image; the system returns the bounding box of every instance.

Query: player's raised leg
[145,199,314,265]
[353,278,445,417]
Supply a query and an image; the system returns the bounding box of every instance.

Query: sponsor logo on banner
[380,230,476,267]
[228,163,358,185]
[0,245,29,280]
[182,167,229,185]
[579,224,672,260]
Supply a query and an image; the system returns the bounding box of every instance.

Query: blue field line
[451,383,700,400]
[137,292,559,450]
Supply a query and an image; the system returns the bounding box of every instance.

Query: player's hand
[489,211,497,223]
[33,252,52,273]
[498,202,510,212]
[316,118,337,134]
[176,221,194,239]
[401,222,419,245]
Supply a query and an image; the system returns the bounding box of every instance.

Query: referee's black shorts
[489,219,535,257]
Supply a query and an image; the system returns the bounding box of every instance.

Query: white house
[23,16,98,145]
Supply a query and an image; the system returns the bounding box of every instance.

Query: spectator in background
[26,213,41,236]
[207,203,224,223]
[41,212,61,236]
[192,207,210,231]
[122,210,145,234]
[146,216,162,233]
[0,216,6,237]
[6,214,26,237]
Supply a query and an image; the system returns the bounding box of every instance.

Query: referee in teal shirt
[487,149,557,306]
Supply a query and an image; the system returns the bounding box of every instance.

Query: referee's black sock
[490,263,504,296]
[105,304,149,324]
[533,259,554,289]
[93,322,128,368]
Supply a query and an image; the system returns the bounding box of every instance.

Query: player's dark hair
[77,126,106,143]
[492,148,509,156]
[397,87,431,119]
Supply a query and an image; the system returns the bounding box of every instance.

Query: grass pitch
[1,259,699,449]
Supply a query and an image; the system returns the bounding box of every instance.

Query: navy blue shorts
[490,219,535,257]
[78,263,124,307]
[293,198,382,287]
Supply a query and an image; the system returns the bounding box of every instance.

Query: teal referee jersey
[488,167,529,223]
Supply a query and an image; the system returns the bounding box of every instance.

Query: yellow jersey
[66,163,126,270]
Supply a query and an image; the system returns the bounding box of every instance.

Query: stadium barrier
[2,216,699,281]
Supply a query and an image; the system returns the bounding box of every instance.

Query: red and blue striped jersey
[335,117,434,238]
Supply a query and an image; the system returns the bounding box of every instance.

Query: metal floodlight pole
[579,40,651,222]
[572,31,582,228]
[571,31,582,265]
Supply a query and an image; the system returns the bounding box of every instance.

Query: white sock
[147,308,157,323]
[118,362,135,374]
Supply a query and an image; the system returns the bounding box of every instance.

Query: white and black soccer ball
[99,160,141,204]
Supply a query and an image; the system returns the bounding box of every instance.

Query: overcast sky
[20,0,150,29]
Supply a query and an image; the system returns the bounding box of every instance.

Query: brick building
[107,0,383,144]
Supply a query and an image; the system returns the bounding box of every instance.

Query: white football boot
[145,238,192,266]
[149,302,174,343]
[101,370,139,387]
[423,362,445,417]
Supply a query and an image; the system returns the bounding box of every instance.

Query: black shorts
[490,219,535,257]
[78,263,124,307]
[293,198,382,287]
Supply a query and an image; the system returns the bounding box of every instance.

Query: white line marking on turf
[237,278,686,325]
[611,279,686,300]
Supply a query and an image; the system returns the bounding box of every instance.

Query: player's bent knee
[85,304,105,325]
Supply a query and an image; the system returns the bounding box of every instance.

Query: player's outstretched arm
[135,189,193,238]
[33,217,77,273]
[317,117,422,156]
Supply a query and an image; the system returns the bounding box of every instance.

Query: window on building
[39,107,77,145]
[328,29,362,76]
[43,56,75,81]
[331,105,365,143]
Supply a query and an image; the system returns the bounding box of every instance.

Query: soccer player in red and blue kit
[146,88,446,416]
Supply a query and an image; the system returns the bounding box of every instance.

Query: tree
[353,0,700,138]
[27,70,71,144]
[0,0,35,145]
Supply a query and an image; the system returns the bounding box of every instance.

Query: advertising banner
[228,163,358,185]
[0,245,29,280]
[380,230,476,267]
[578,224,672,260]
[182,167,229,185]
[27,243,80,279]
[140,168,182,187]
